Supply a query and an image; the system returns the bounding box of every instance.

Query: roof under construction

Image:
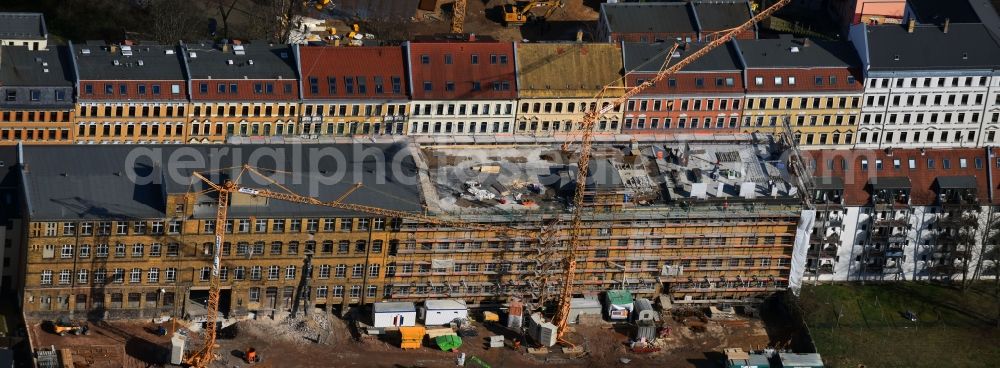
[515,43,625,98]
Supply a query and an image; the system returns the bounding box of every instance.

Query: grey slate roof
[936,175,978,189]
[71,42,186,81]
[692,1,753,31]
[869,176,911,189]
[0,13,47,40]
[0,46,74,87]
[602,1,752,35]
[738,37,860,68]
[183,42,297,80]
[866,23,1000,71]
[813,176,844,190]
[21,144,423,221]
[602,2,697,34]
[623,41,742,72]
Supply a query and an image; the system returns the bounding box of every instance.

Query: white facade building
[407,100,516,136]
[850,22,1000,148]
[0,13,47,51]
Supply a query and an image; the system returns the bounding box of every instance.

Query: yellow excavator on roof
[502,0,563,27]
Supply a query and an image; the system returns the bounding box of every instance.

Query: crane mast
[548,0,792,341]
[451,0,467,33]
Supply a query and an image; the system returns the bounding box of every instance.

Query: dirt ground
[28,318,173,367]
[26,306,771,368]
[207,308,770,368]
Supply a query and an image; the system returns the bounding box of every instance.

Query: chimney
[222,42,230,53]
[943,18,951,33]
[802,38,810,47]
[576,29,584,42]
[468,33,476,42]
[233,39,242,45]
[110,44,118,53]
[123,39,134,46]
[907,18,916,33]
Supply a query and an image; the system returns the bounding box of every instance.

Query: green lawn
[800,282,1000,368]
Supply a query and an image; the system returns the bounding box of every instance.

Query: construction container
[633,298,659,321]
[421,299,468,326]
[398,326,426,350]
[725,348,770,368]
[527,312,558,347]
[507,299,524,329]
[778,353,823,368]
[568,298,602,324]
[373,302,417,328]
[603,290,634,320]
[435,334,463,351]
[170,334,186,365]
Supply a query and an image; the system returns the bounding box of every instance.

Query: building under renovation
[16,136,807,320]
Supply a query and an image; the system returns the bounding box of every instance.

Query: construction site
[18,2,828,367]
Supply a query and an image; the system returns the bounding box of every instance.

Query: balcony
[807,244,838,258]
[810,231,841,246]
[936,214,979,228]
[873,218,910,228]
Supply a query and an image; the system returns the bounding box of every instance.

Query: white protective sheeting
[788,210,816,294]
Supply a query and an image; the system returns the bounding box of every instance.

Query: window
[59,270,70,285]
[78,269,88,284]
[115,243,126,257]
[352,264,363,278]
[420,54,430,64]
[132,243,144,257]
[41,270,52,285]
[249,287,260,302]
[319,265,331,278]
[61,244,73,258]
[148,268,159,283]
[335,264,346,278]
[470,54,479,64]
[79,244,90,258]
[754,77,763,86]
[285,265,296,279]
[200,267,210,281]
[268,265,279,280]
[165,268,176,282]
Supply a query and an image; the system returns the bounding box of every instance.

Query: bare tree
[148,0,203,43]
[246,0,305,43]
[211,0,241,40]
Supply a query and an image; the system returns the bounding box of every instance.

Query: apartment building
[598,1,756,43]
[71,42,189,144]
[18,138,808,318]
[296,45,409,136]
[739,37,863,148]
[0,13,47,50]
[405,37,517,136]
[184,42,299,142]
[621,41,745,135]
[514,43,624,136]
[850,22,1000,148]
[804,148,996,282]
[0,46,74,143]
[18,144,417,319]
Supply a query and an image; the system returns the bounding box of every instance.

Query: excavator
[502,1,563,27]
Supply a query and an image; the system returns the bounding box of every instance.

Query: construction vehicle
[545,0,792,344]
[50,316,87,336]
[451,0,467,33]
[502,1,563,27]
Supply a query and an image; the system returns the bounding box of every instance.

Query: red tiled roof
[406,41,517,100]
[807,148,992,206]
[298,46,408,100]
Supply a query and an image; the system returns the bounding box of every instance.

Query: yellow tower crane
[452,0,467,34]
[547,0,792,343]
[182,165,540,367]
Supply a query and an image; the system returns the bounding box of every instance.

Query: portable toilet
[421,299,469,326]
[603,290,634,321]
[373,302,417,328]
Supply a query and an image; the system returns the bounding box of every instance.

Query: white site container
[372,301,417,328]
[421,299,469,326]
